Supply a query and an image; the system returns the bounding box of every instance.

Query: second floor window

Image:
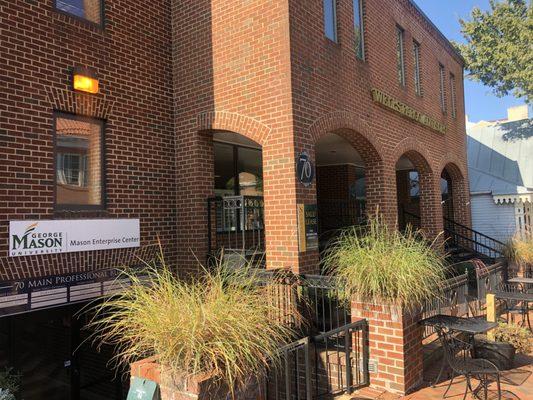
[439,64,447,112]
[396,26,406,86]
[413,41,422,95]
[450,73,457,118]
[55,113,104,209]
[353,0,365,59]
[55,0,103,25]
[323,0,337,42]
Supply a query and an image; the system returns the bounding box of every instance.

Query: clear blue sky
[414,0,527,122]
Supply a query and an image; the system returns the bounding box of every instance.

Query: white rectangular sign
[9,219,140,257]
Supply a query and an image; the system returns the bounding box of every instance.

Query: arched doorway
[441,169,454,221]
[395,151,435,234]
[208,131,265,265]
[396,156,421,231]
[315,133,367,251]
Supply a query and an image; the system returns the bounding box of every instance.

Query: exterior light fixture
[72,66,99,94]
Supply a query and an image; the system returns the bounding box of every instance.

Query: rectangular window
[323,0,337,42]
[55,0,103,25]
[396,26,406,86]
[55,113,104,209]
[450,73,457,118]
[439,63,447,112]
[413,41,422,95]
[353,0,365,59]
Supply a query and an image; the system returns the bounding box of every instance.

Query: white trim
[493,193,533,205]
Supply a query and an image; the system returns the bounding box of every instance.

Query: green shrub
[492,323,532,354]
[321,217,446,310]
[87,254,298,396]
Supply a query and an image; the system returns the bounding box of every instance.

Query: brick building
[0,0,470,398]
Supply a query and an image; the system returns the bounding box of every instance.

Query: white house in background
[467,105,533,242]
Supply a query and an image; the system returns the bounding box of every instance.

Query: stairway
[401,209,506,264]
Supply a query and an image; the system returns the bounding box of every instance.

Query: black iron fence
[207,196,265,266]
[265,320,369,400]
[300,274,351,335]
[475,261,507,306]
[421,272,469,341]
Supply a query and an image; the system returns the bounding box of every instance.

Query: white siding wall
[471,194,516,242]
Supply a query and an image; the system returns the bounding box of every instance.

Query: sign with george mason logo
[9,219,140,257]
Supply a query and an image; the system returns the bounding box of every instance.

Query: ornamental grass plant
[321,217,446,311]
[505,231,533,268]
[86,253,298,396]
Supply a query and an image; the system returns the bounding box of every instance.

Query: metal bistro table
[508,277,533,294]
[420,315,498,387]
[493,288,533,331]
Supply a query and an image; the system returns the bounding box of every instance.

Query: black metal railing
[317,199,366,234]
[475,261,507,305]
[207,196,265,265]
[401,209,506,262]
[300,274,351,335]
[265,320,369,400]
[421,272,469,340]
[265,337,312,400]
[312,320,369,398]
[443,217,506,261]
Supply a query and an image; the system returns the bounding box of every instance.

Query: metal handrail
[402,209,506,260]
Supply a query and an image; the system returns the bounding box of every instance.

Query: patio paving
[347,353,533,400]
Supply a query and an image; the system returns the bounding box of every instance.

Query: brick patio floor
[347,353,533,400]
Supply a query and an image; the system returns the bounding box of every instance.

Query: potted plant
[505,232,533,277]
[475,323,532,370]
[321,217,446,311]
[87,253,299,400]
[0,368,21,400]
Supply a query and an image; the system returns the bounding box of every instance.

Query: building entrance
[0,304,127,400]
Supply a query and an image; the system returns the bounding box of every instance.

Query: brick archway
[309,111,385,164]
[198,111,271,146]
[390,137,434,174]
[392,138,442,237]
[438,155,471,227]
[310,111,387,225]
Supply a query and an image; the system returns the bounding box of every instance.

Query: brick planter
[130,357,264,400]
[351,301,424,395]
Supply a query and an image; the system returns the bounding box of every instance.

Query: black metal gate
[265,320,369,400]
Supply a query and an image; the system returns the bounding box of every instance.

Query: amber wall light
[72,66,99,94]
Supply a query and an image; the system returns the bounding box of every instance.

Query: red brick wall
[316,165,357,202]
[0,1,176,280]
[1,0,472,279]
[173,0,302,273]
[289,0,471,271]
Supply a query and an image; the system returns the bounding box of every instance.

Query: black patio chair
[496,282,531,329]
[436,326,502,400]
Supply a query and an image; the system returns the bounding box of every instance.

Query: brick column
[351,301,424,395]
